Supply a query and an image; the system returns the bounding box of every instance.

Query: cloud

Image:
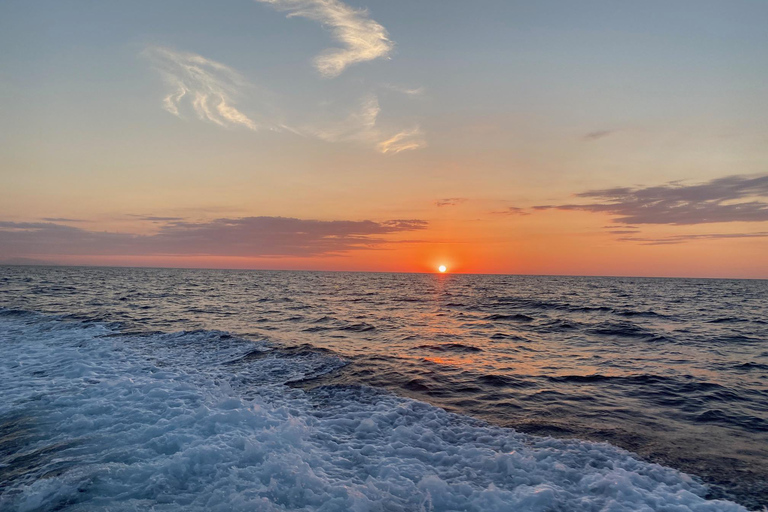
[145,46,259,130]
[0,217,427,258]
[380,219,428,230]
[535,174,768,225]
[127,215,186,222]
[256,0,393,77]
[377,127,425,154]
[145,49,424,153]
[41,217,86,223]
[382,84,425,96]
[617,232,768,245]
[309,94,380,141]
[309,95,425,154]
[143,9,424,154]
[435,198,467,208]
[584,129,614,141]
[491,207,530,216]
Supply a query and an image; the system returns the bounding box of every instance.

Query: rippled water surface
[1,266,766,510]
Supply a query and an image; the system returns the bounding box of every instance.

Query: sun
[438,265,447,273]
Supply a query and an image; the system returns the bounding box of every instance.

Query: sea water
[0,266,766,510]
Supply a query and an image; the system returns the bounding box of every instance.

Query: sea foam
[0,312,748,511]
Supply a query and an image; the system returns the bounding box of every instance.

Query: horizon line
[1,262,765,282]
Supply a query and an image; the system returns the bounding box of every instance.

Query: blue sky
[1,0,767,276]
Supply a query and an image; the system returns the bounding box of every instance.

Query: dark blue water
[1,266,766,510]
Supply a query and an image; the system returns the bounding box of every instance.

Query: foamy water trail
[0,311,747,511]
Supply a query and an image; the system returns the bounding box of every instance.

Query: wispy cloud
[309,94,380,141]
[584,129,614,141]
[309,95,425,153]
[377,127,425,154]
[41,217,87,223]
[380,219,428,230]
[255,0,393,77]
[145,46,259,130]
[617,232,768,245]
[0,217,427,258]
[128,215,186,222]
[491,207,529,216]
[435,198,467,208]
[535,174,768,225]
[144,3,424,154]
[383,84,425,96]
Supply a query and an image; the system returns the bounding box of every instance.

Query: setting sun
[438,265,447,273]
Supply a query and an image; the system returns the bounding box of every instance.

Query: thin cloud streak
[308,95,380,142]
[383,84,425,96]
[41,217,87,223]
[377,127,425,154]
[309,95,426,154]
[129,216,186,222]
[584,129,614,141]
[491,207,529,216]
[0,217,428,258]
[618,232,768,245]
[435,198,468,208]
[255,0,393,77]
[145,46,259,130]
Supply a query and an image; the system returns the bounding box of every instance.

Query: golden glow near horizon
[438,265,447,273]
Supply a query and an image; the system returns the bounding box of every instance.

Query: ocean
[0,266,766,511]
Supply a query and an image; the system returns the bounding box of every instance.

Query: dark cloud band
[0,216,427,259]
[536,174,768,225]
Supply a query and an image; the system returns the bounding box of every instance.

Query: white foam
[0,313,748,511]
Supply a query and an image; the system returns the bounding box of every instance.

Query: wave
[338,322,376,332]
[733,361,768,371]
[547,373,674,385]
[696,409,768,432]
[487,296,614,314]
[0,311,748,511]
[484,313,534,322]
[489,332,532,341]
[484,298,676,320]
[477,374,536,389]
[707,317,746,324]
[546,373,751,398]
[415,343,483,353]
[615,309,667,318]
[587,321,667,340]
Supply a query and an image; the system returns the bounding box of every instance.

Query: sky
[1,0,767,277]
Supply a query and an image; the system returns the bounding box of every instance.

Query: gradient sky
[1,0,767,277]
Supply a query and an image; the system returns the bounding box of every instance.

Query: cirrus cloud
[491,207,529,216]
[145,47,425,154]
[255,0,393,77]
[306,95,426,154]
[377,127,426,154]
[435,198,467,208]
[616,232,768,245]
[144,46,260,130]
